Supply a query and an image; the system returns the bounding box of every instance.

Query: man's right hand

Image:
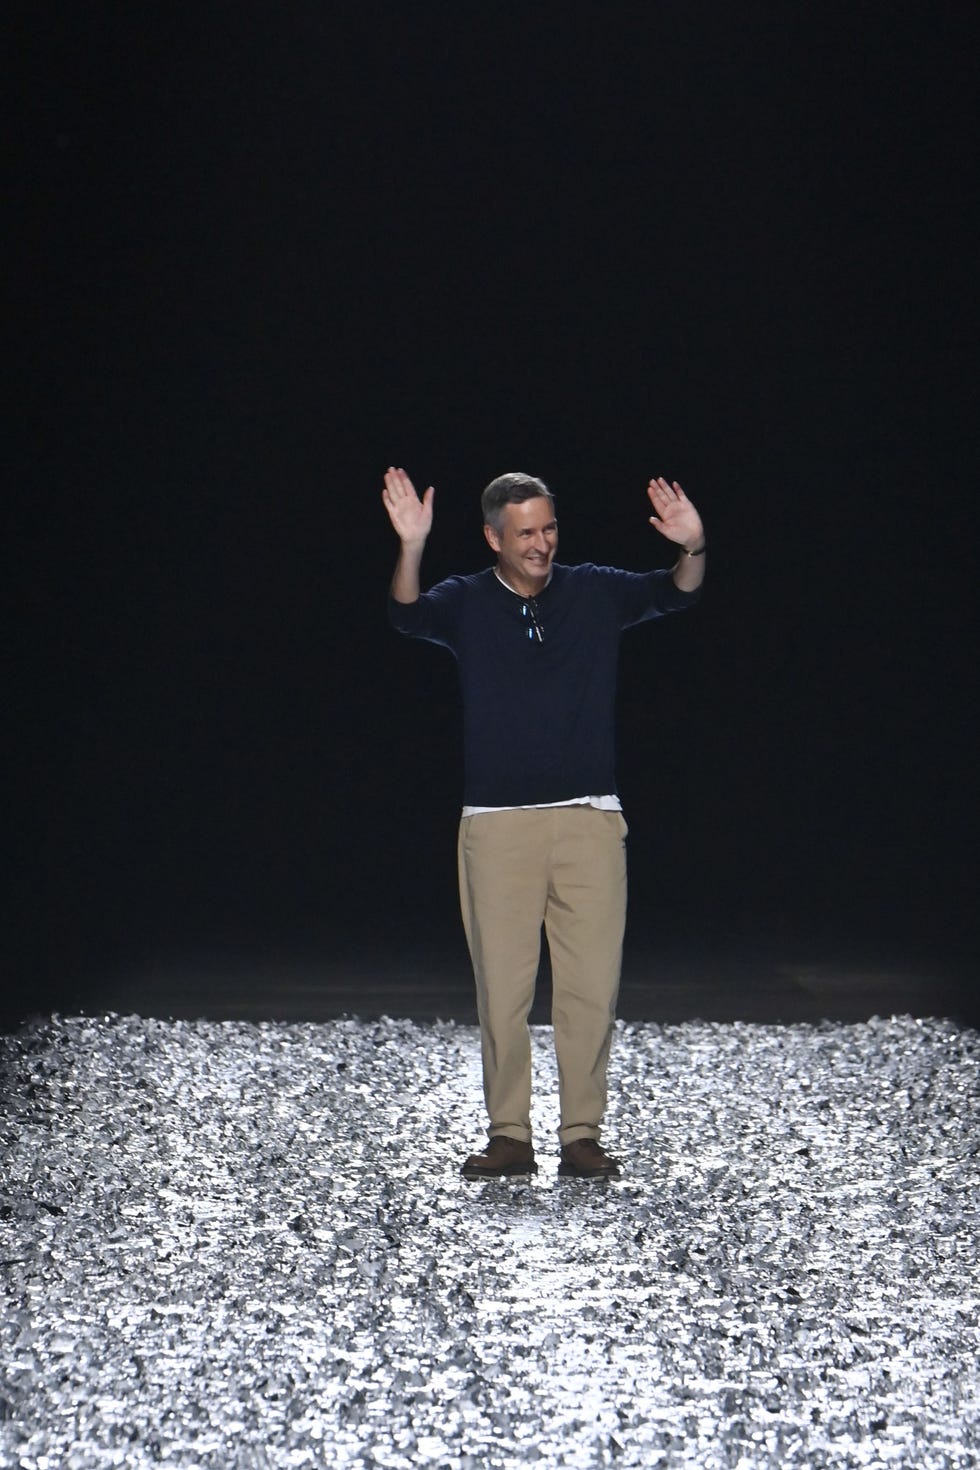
[383,466,434,546]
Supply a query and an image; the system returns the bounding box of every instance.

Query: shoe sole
[557,1162,620,1179]
[461,1161,538,1180]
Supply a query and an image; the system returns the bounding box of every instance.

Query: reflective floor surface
[2,1010,977,1468]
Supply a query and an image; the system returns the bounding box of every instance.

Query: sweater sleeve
[593,565,702,629]
[387,576,466,652]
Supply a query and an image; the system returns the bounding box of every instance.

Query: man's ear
[483,523,501,553]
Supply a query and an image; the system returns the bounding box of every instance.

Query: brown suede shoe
[558,1138,621,1178]
[461,1136,537,1179]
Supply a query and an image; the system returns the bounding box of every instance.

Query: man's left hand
[647,477,704,553]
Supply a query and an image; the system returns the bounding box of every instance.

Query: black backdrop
[6,4,977,1020]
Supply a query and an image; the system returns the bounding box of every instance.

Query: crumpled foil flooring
[1,1013,977,1469]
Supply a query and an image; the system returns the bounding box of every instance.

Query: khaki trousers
[457,806,628,1146]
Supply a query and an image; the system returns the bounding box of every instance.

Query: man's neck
[494,565,553,599]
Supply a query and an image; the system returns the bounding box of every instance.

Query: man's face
[484,496,558,592]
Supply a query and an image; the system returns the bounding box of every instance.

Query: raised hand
[646,477,704,552]
[382,466,434,547]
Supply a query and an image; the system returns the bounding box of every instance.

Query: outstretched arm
[647,477,706,593]
[382,466,435,603]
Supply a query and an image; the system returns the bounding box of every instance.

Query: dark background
[5,4,977,1028]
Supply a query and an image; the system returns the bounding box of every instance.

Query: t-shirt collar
[493,565,554,598]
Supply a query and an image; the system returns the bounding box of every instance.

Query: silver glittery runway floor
[1,1013,978,1468]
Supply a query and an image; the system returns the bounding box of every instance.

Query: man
[383,466,705,1179]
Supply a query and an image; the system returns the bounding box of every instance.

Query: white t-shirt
[461,794,622,817]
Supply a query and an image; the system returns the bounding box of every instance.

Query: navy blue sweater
[389,562,699,808]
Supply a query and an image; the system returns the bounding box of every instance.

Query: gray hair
[481,472,555,532]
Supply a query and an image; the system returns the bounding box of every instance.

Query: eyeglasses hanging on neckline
[521,598,543,643]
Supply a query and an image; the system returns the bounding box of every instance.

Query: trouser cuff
[558,1125,600,1146]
